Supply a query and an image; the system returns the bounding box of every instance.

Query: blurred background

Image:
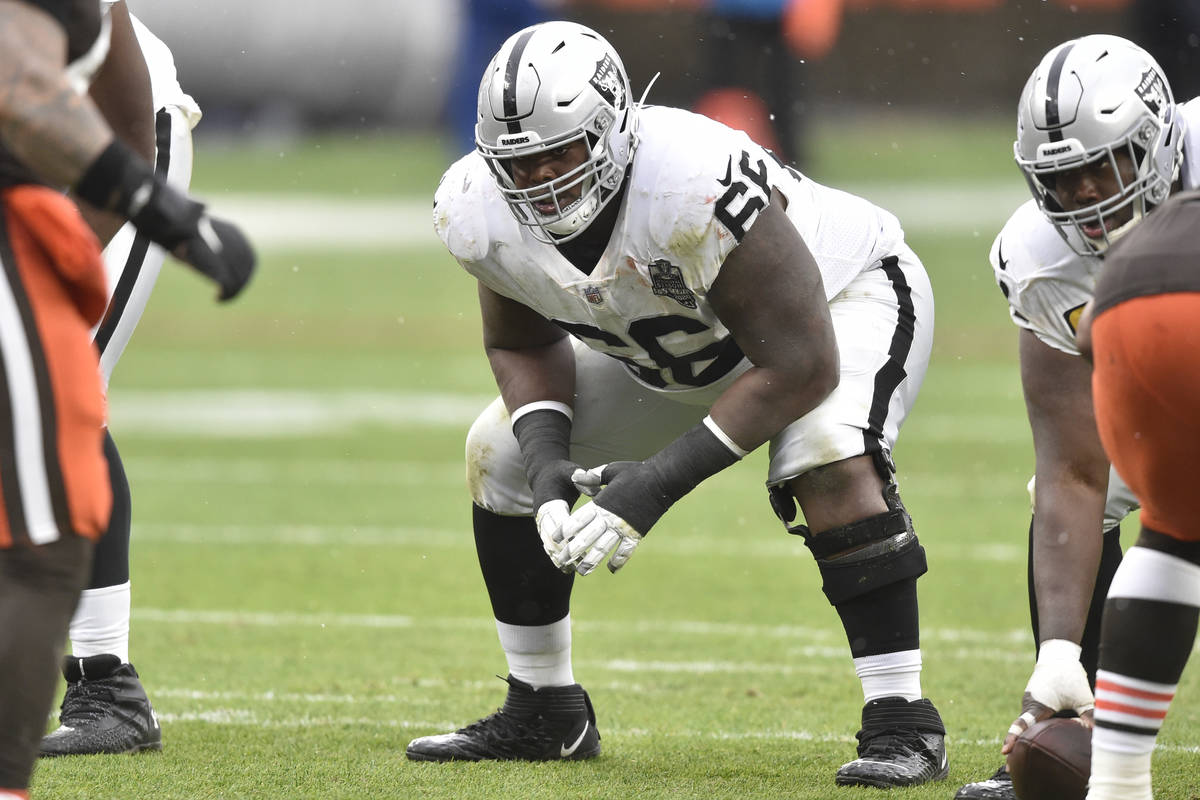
[133,0,1198,168]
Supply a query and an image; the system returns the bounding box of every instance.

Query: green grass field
[31,115,1200,800]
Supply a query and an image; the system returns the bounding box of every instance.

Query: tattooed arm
[0,0,114,188]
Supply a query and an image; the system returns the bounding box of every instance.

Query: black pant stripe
[862,255,915,457]
[95,108,173,355]
[0,280,28,545]
[0,217,71,537]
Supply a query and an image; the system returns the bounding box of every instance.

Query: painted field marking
[129,519,1026,563]
[145,706,1200,753]
[219,184,1030,250]
[132,607,1029,650]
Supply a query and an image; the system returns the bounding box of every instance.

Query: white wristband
[702,415,749,459]
[511,401,573,425]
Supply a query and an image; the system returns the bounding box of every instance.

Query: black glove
[75,140,256,302]
[584,421,743,536]
[137,190,256,301]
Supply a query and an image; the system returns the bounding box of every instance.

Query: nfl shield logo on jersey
[648,260,697,309]
[584,286,604,305]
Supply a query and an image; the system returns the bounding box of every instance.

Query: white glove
[535,499,571,560]
[1024,639,1095,715]
[533,466,607,560]
[553,501,644,575]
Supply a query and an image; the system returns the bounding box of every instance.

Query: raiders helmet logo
[589,54,625,109]
[1135,68,1168,115]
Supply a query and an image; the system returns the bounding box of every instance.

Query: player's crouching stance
[956,34,1198,800]
[409,21,947,787]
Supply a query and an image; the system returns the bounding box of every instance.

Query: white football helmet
[476,21,636,243]
[1015,35,1184,255]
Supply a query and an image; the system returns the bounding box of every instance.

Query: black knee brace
[772,483,928,606]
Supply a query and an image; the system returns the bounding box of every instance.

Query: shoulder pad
[433,153,492,263]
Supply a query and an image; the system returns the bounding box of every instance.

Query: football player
[0,0,253,795]
[37,1,203,758]
[1077,190,1200,800]
[954,35,1199,800]
[410,21,948,787]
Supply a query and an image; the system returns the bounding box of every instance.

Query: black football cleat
[954,765,1015,800]
[40,654,162,757]
[834,696,949,788]
[406,675,600,762]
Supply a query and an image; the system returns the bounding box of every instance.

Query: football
[1006,717,1092,800]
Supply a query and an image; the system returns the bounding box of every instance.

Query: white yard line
[107,389,494,435]
[219,184,1028,250]
[143,706,1200,752]
[109,388,1024,442]
[127,520,1025,563]
[124,456,464,486]
[131,606,1027,648]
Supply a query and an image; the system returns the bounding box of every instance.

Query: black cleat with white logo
[954,765,1015,800]
[40,655,162,757]
[834,696,949,788]
[406,675,600,762]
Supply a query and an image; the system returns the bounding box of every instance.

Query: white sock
[495,615,573,689]
[68,581,131,663]
[854,649,922,703]
[1086,737,1154,800]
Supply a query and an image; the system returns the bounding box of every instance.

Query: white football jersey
[130,14,201,127]
[100,3,201,127]
[990,97,1200,356]
[435,105,907,393]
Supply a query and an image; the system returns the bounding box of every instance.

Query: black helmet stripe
[1044,42,1076,142]
[503,28,538,134]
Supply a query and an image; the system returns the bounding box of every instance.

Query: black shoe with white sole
[40,655,162,757]
[406,675,600,762]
